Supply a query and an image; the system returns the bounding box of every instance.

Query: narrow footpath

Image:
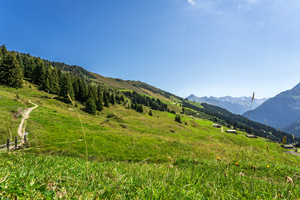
[17,100,38,145]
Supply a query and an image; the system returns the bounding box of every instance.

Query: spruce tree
[115,95,121,104]
[41,67,51,92]
[120,95,125,102]
[175,115,182,123]
[42,78,51,92]
[23,56,35,78]
[139,105,143,113]
[59,73,74,102]
[72,77,80,100]
[32,58,46,85]
[16,54,24,72]
[103,94,109,108]
[149,109,153,116]
[96,97,104,111]
[1,45,8,56]
[50,68,60,94]
[85,98,97,115]
[0,52,23,88]
[110,93,115,105]
[87,85,96,100]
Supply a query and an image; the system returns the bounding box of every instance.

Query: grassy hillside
[92,73,182,103]
[0,83,299,199]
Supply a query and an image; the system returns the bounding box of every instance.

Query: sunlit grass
[0,83,299,199]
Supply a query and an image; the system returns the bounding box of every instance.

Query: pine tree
[72,77,80,99]
[23,56,35,78]
[59,73,74,102]
[175,115,182,123]
[110,93,115,105]
[1,45,8,56]
[42,78,51,92]
[0,52,23,88]
[85,98,97,115]
[16,54,24,72]
[0,47,3,61]
[50,68,60,94]
[96,97,103,111]
[41,67,51,91]
[103,93,109,107]
[149,109,153,116]
[87,85,96,100]
[140,105,143,113]
[115,95,121,104]
[32,58,46,85]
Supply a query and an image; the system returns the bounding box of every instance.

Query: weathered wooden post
[15,137,18,149]
[24,134,27,144]
[7,138,9,151]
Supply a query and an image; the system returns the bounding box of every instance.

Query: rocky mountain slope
[186,95,268,115]
[243,83,300,130]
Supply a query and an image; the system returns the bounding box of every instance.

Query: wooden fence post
[24,134,27,144]
[15,137,18,149]
[7,138,9,151]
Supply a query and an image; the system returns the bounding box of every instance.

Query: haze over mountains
[186,95,269,115]
[243,82,300,137]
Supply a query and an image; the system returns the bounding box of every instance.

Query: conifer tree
[103,93,109,107]
[50,68,60,94]
[175,115,182,123]
[87,85,97,101]
[120,95,125,102]
[139,105,143,113]
[16,54,24,72]
[149,109,153,116]
[0,47,3,61]
[115,95,121,104]
[41,66,51,91]
[80,79,88,102]
[130,103,134,109]
[59,73,74,102]
[72,77,80,99]
[96,96,103,111]
[1,45,8,56]
[110,93,115,105]
[0,52,23,88]
[85,98,97,115]
[42,78,51,92]
[23,56,35,78]
[32,58,46,85]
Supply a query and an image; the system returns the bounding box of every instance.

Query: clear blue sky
[1,0,300,98]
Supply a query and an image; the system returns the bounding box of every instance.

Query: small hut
[226,129,237,134]
[281,144,295,149]
[246,134,257,138]
[212,124,221,128]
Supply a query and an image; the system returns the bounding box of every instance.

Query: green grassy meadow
[0,83,299,199]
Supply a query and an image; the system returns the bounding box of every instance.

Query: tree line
[122,91,168,112]
[0,45,127,115]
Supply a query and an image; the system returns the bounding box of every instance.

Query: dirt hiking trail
[18,100,38,144]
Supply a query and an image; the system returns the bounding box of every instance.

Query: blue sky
[1,0,300,98]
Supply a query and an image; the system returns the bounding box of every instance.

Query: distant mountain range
[186,95,269,115]
[282,120,300,137]
[243,83,300,137]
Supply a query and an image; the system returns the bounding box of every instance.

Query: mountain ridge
[186,94,269,115]
[243,82,300,130]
